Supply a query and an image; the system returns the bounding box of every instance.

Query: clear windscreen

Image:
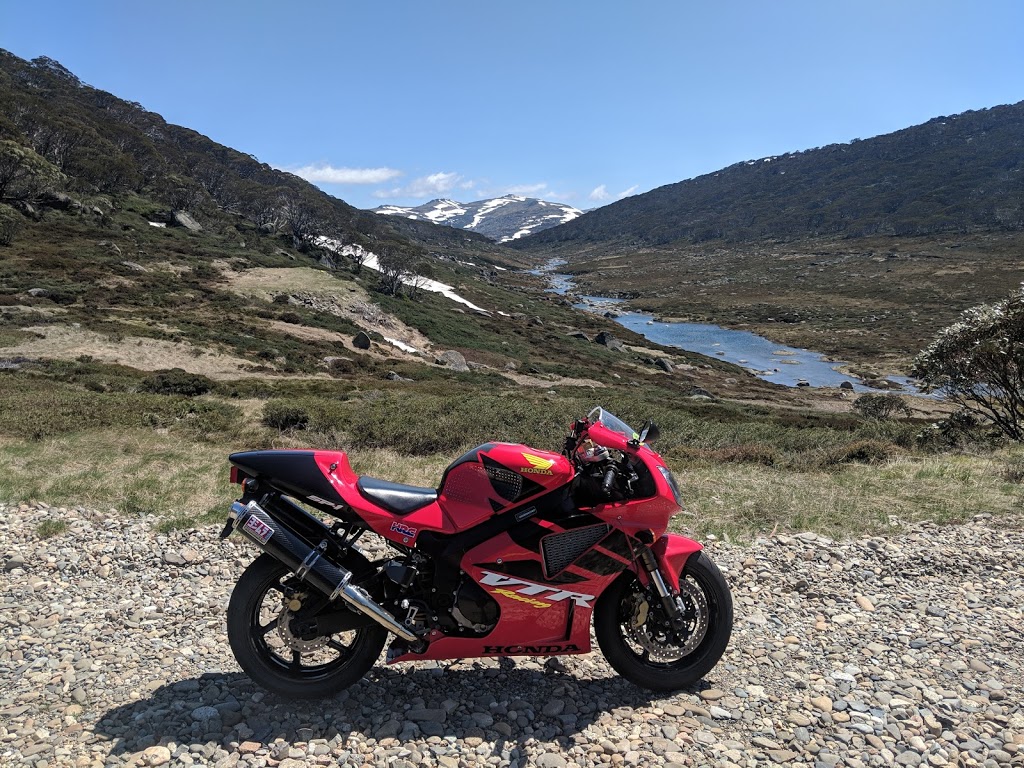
[587,406,638,440]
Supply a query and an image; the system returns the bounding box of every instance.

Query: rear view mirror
[639,420,660,445]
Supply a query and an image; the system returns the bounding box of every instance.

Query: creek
[532,262,919,393]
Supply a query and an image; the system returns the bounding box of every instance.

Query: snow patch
[383,336,418,353]
[316,238,491,315]
[148,222,166,228]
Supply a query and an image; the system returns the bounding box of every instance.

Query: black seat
[357,476,437,515]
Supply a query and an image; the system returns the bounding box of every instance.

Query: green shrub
[262,401,309,431]
[822,439,897,467]
[853,394,912,420]
[144,368,214,397]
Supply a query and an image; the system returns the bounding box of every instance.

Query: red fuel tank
[437,442,574,531]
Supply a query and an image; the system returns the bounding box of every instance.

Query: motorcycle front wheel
[594,550,732,691]
[227,553,388,699]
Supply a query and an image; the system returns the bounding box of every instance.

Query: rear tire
[594,550,732,691]
[227,553,387,699]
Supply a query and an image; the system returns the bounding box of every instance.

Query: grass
[1,370,1020,542]
[36,518,68,539]
[3,201,1022,542]
[672,452,1023,542]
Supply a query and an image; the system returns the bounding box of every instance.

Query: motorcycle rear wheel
[594,550,732,691]
[227,553,387,699]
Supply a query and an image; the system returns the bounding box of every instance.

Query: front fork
[638,547,691,635]
[635,533,703,633]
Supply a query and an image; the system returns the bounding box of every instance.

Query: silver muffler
[228,500,420,643]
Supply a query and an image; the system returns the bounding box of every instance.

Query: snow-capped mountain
[374,195,582,243]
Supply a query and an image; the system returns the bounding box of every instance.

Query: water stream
[531,262,919,393]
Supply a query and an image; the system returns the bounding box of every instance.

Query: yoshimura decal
[242,515,273,545]
[520,453,555,475]
[479,570,596,608]
[390,521,418,539]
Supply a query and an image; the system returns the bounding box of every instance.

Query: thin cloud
[590,184,638,202]
[374,171,463,199]
[287,164,402,185]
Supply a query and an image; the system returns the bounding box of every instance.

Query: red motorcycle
[222,407,732,698]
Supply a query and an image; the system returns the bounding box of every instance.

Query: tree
[912,287,1024,440]
[376,246,414,297]
[0,139,64,200]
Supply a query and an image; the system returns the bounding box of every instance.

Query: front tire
[595,550,732,691]
[227,553,388,699]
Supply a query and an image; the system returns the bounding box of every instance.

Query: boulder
[568,331,591,342]
[27,288,49,298]
[603,310,619,319]
[655,358,674,373]
[435,350,469,372]
[594,331,624,351]
[37,191,78,211]
[352,331,372,350]
[690,386,715,399]
[839,381,854,390]
[172,210,202,232]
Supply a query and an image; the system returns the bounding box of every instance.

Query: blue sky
[3,1,1022,211]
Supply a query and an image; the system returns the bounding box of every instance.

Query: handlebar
[601,467,617,497]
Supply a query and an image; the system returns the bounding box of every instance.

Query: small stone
[141,746,172,766]
[810,695,833,713]
[536,754,567,768]
[856,595,875,611]
[699,688,726,701]
[542,699,566,716]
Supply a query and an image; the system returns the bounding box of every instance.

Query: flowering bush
[912,287,1024,440]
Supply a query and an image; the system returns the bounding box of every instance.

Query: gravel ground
[2,502,1023,768]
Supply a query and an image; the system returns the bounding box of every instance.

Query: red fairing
[651,534,703,591]
[438,443,573,530]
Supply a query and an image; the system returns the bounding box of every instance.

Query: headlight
[657,466,683,507]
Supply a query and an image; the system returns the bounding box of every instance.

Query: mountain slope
[0,50,511,266]
[375,195,582,242]
[513,101,1024,250]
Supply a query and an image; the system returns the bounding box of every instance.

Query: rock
[655,358,674,373]
[542,699,566,716]
[163,551,187,566]
[840,381,854,390]
[594,331,624,351]
[568,331,591,342]
[352,331,372,350]
[27,288,50,298]
[141,746,172,766]
[434,350,470,372]
[172,210,202,231]
[4,554,25,571]
[856,595,875,611]
[191,706,220,722]
[535,754,567,768]
[810,695,834,712]
[690,386,715,399]
[406,708,447,723]
[699,688,726,701]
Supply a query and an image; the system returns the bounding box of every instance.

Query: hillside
[0,50,506,266]
[375,195,582,242]
[514,101,1024,249]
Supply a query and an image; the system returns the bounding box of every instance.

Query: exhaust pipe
[228,500,421,643]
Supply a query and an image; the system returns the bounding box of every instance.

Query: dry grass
[672,452,1024,542]
[0,430,233,519]
[0,324,262,379]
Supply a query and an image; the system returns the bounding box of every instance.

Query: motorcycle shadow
[92,660,697,759]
